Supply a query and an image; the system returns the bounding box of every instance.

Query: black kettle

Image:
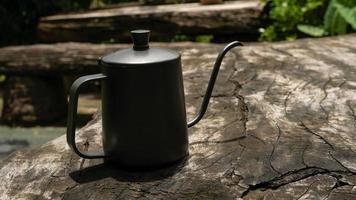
[67,30,243,168]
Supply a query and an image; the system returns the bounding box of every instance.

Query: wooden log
[1,34,356,199]
[0,42,222,74]
[0,42,221,125]
[0,42,216,124]
[1,75,67,126]
[37,1,263,43]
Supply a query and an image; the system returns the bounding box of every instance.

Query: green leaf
[334,2,356,29]
[304,1,324,11]
[331,11,348,35]
[323,0,348,35]
[297,24,326,36]
[324,0,337,32]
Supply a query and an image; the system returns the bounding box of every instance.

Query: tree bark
[1,34,356,199]
[1,75,67,126]
[37,1,263,43]
[0,43,224,74]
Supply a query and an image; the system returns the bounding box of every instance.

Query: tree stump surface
[1,34,356,199]
[37,0,262,43]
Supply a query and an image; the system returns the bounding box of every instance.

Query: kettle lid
[101,30,179,66]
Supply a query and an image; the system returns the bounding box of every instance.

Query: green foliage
[323,0,344,35]
[172,34,214,43]
[260,0,328,41]
[297,0,356,37]
[172,34,192,42]
[195,35,213,43]
[261,0,356,41]
[324,0,348,35]
[333,1,356,29]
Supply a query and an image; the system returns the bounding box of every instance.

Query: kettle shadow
[69,157,187,183]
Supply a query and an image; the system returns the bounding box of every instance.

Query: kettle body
[101,59,188,167]
[66,30,243,169]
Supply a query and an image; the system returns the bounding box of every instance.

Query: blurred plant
[260,0,355,41]
[172,34,192,41]
[172,34,214,43]
[259,0,328,41]
[297,0,356,37]
[195,35,213,43]
[0,75,5,83]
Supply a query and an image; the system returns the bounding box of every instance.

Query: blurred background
[0,0,355,159]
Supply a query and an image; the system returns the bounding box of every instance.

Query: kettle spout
[187,41,243,128]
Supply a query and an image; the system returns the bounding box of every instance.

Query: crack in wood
[329,151,354,173]
[338,80,347,88]
[226,54,239,81]
[322,174,352,200]
[268,124,282,175]
[301,80,314,90]
[235,95,249,136]
[299,121,335,150]
[240,167,328,198]
[319,77,332,122]
[296,179,319,200]
[246,133,266,144]
[284,81,304,115]
[301,144,309,167]
[240,153,356,198]
[193,149,239,172]
[241,166,356,198]
[189,149,218,166]
[346,101,356,128]
[270,47,295,57]
[226,53,249,137]
[188,108,246,146]
[237,142,246,161]
[331,176,350,189]
[189,135,246,146]
[284,91,292,116]
[264,78,276,98]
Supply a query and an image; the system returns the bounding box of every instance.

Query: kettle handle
[187,41,243,128]
[67,73,107,159]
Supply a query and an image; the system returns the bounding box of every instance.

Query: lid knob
[131,30,150,51]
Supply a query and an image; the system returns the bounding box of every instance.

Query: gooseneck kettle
[67,30,243,168]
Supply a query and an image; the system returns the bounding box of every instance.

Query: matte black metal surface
[67,73,107,159]
[66,29,244,169]
[101,59,188,167]
[101,48,179,66]
[101,30,179,66]
[131,30,150,50]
